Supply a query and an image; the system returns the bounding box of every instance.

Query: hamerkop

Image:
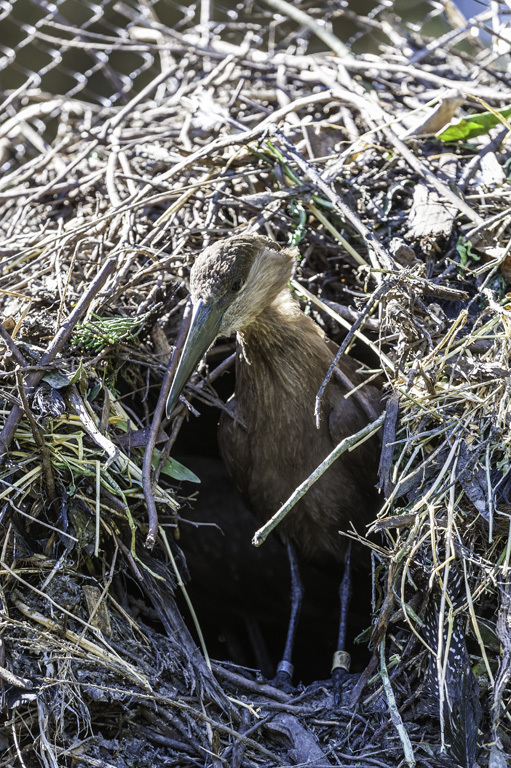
[166,234,382,694]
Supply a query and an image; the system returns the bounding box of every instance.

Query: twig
[0,323,28,367]
[273,128,395,273]
[0,663,33,689]
[314,277,393,427]
[292,279,394,369]
[14,368,57,504]
[143,300,193,548]
[458,125,509,193]
[156,351,236,476]
[252,412,385,547]
[378,124,484,226]
[212,662,290,702]
[131,90,354,203]
[13,596,151,690]
[377,391,400,498]
[260,0,351,58]
[68,386,118,466]
[160,526,211,670]
[379,638,416,767]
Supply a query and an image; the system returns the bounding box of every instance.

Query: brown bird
[166,234,382,694]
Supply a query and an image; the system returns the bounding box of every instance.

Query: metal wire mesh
[1,0,509,117]
[0,0,185,105]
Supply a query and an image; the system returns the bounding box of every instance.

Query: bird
[165,233,382,695]
[419,569,481,767]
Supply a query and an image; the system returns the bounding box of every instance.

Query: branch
[252,411,385,547]
[143,300,193,549]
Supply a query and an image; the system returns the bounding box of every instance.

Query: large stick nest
[1,1,511,766]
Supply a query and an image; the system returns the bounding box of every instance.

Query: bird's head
[166,234,296,416]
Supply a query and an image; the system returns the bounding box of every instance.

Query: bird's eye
[231,278,244,292]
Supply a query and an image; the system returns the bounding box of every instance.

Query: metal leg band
[276,660,294,677]
[331,650,351,673]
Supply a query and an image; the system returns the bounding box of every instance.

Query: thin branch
[143,300,193,548]
[252,412,385,547]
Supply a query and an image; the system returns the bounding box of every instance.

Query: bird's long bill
[166,299,224,417]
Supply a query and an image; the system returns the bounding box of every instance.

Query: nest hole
[171,363,375,685]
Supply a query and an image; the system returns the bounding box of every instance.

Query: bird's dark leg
[272,540,303,692]
[332,540,352,705]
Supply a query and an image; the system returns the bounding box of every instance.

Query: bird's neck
[235,290,332,410]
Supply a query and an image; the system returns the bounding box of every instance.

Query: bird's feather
[219,287,382,563]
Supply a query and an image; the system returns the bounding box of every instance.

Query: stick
[379,638,416,767]
[15,368,57,503]
[260,0,351,58]
[143,300,193,548]
[252,412,385,547]
[0,323,28,367]
[273,128,395,273]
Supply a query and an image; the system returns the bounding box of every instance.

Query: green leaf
[42,371,72,389]
[69,361,87,385]
[151,451,201,483]
[287,200,307,247]
[438,106,511,142]
[403,603,424,627]
[456,238,480,266]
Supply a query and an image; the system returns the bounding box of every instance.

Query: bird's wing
[218,395,252,499]
[326,352,383,483]
[324,337,382,423]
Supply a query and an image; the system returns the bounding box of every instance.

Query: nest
[1,1,511,766]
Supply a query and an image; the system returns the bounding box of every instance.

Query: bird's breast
[218,378,378,563]
[217,304,381,563]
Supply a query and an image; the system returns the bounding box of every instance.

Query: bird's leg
[272,540,303,691]
[332,540,352,704]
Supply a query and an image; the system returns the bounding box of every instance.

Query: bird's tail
[420,568,481,768]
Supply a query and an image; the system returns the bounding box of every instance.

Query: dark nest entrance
[173,403,375,685]
[1,2,511,767]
